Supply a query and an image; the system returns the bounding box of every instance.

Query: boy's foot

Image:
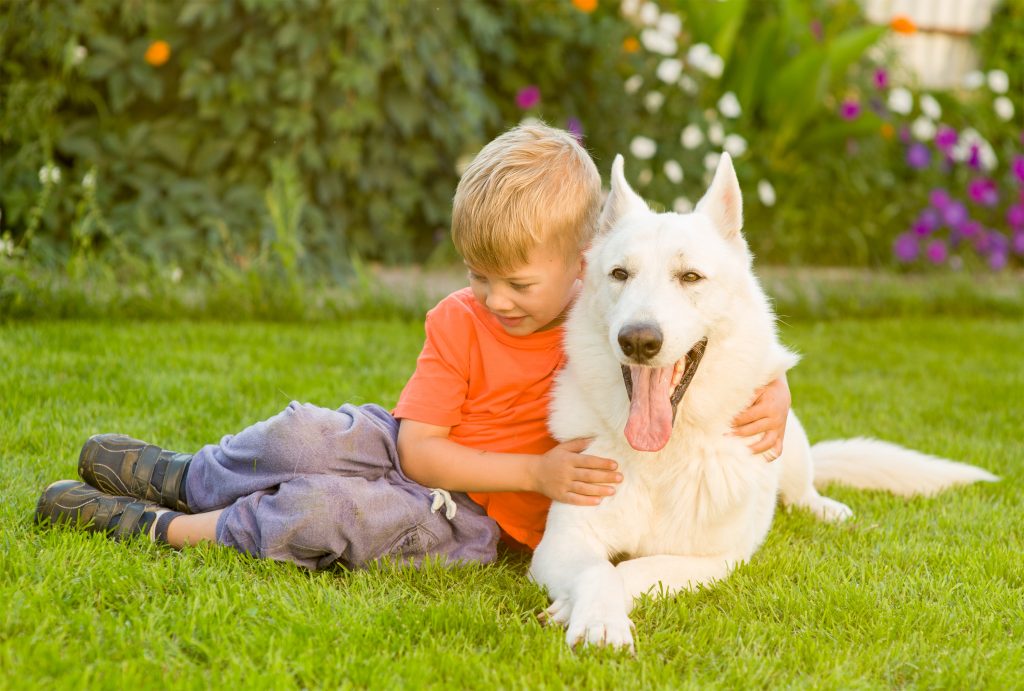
[35,480,160,540]
[78,434,192,513]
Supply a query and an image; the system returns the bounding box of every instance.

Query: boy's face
[467,245,583,337]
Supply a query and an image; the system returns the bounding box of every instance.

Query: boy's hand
[731,375,791,461]
[534,438,622,506]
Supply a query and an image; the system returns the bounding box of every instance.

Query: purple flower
[912,208,940,235]
[935,126,957,153]
[967,178,999,207]
[515,85,541,110]
[907,142,931,169]
[925,240,948,264]
[899,126,911,143]
[942,200,968,228]
[873,68,889,90]
[810,19,823,42]
[930,188,952,211]
[1013,155,1024,184]
[893,232,919,262]
[968,144,981,170]
[566,116,583,141]
[989,251,1008,270]
[1013,230,1024,255]
[1008,203,1024,228]
[840,99,861,120]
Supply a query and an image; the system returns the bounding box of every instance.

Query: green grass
[1,317,1021,689]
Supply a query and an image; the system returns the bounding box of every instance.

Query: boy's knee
[262,402,354,463]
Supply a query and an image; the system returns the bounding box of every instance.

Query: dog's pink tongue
[624,365,674,452]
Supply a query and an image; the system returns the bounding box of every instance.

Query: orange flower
[623,36,640,53]
[890,15,916,34]
[145,40,171,67]
[880,123,895,140]
[572,0,597,13]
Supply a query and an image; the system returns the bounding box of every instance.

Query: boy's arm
[731,374,791,459]
[397,419,622,506]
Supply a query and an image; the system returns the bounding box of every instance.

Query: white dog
[529,153,998,652]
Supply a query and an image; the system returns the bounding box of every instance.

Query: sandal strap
[113,501,149,540]
[131,444,162,498]
[160,455,189,510]
[91,496,119,529]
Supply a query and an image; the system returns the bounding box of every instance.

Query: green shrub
[0,0,631,273]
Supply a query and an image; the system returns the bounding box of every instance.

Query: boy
[36,123,791,567]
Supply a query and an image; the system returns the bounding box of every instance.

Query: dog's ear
[695,152,743,240]
[598,154,648,235]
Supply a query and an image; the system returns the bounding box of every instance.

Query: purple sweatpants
[184,402,499,570]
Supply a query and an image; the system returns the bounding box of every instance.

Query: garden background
[1,0,1023,687]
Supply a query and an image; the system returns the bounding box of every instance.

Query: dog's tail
[810,437,998,497]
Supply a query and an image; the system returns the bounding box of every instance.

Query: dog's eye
[610,268,629,281]
[679,271,703,283]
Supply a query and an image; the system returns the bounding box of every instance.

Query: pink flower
[873,68,889,90]
[1013,155,1024,184]
[840,99,861,120]
[893,232,919,262]
[925,240,948,264]
[516,85,541,110]
[967,178,999,207]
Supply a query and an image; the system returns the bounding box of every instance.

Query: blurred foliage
[0,0,631,274]
[976,0,1024,97]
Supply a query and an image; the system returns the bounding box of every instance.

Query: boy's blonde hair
[452,123,602,274]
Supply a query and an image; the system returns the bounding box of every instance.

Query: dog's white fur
[528,153,998,651]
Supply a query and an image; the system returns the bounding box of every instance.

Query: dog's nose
[618,324,663,362]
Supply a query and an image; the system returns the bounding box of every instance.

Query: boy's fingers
[749,430,778,455]
[562,493,604,506]
[731,417,771,438]
[570,480,615,497]
[560,438,593,453]
[576,469,622,485]
[580,455,618,471]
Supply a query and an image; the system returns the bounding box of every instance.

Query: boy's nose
[485,288,514,312]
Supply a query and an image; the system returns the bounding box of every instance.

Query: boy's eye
[469,272,487,283]
[510,283,532,292]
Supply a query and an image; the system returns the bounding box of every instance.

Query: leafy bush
[0,0,631,273]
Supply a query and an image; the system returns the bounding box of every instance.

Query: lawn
[1,317,1021,688]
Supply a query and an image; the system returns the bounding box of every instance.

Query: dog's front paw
[566,603,635,652]
[537,597,572,628]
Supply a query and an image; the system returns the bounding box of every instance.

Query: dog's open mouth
[621,338,708,452]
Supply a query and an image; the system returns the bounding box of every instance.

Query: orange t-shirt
[392,288,564,549]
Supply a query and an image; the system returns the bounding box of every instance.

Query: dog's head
[582,152,762,452]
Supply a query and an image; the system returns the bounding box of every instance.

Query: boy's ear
[695,152,743,241]
[598,154,648,235]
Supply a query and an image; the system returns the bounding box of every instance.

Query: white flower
[687,43,711,68]
[169,267,183,284]
[702,54,724,79]
[919,94,941,120]
[717,91,741,118]
[0,235,14,257]
[663,160,684,184]
[708,122,724,146]
[72,45,87,65]
[624,74,644,95]
[988,69,1009,94]
[657,12,682,37]
[82,170,96,189]
[757,179,776,207]
[637,168,653,186]
[639,1,660,26]
[952,128,998,171]
[630,135,657,160]
[656,58,683,84]
[703,151,721,171]
[911,117,936,141]
[680,124,704,150]
[644,91,665,113]
[38,164,61,185]
[887,87,913,115]
[620,0,642,19]
[994,96,1015,121]
[640,27,677,56]
[678,75,698,95]
[673,196,693,213]
[723,133,747,157]
[519,116,542,128]
[963,70,985,90]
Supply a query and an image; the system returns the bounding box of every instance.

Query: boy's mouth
[495,314,526,327]
[621,338,708,452]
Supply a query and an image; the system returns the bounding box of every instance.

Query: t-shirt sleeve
[392,301,472,428]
